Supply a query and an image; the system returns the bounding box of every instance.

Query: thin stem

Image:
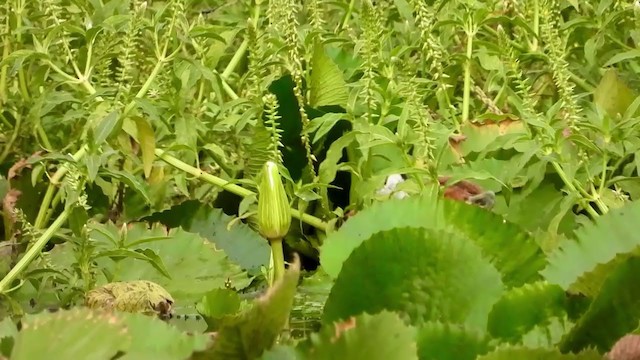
[0,207,71,293]
[0,113,21,163]
[551,161,600,218]
[154,148,331,232]
[461,17,475,125]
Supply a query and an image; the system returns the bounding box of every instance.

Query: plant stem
[154,148,330,232]
[551,161,600,218]
[0,207,71,293]
[461,17,475,125]
[269,237,285,283]
[34,147,87,229]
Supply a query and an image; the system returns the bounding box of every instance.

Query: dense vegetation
[2,0,640,359]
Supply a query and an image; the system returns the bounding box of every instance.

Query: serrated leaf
[142,201,271,273]
[416,321,492,360]
[304,311,418,360]
[487,281,569,343]
[309,41,348,108]
[117,312,210,359]
[559,256,640,354]
[133,116,156,179]
[323,227,504,330]
[10,308,131,360]
[320,193,546,287]
[541,200,640,291]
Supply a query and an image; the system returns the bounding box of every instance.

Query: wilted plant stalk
[257,161,292,283]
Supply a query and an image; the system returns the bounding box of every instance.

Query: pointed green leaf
[309,41,349,108]
[133,116,156,179]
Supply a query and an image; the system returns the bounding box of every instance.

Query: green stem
[531,0,539,51]
[154,148,330,232]
[34,147,87,229]
[551,161,600,218]
[0,207,71,293]
[222,39,248,79]
[341,0,356,30]
[269,237,285,283]
[461,19,474,125]
[0,113,21,163]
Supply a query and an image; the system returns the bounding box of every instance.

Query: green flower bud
[258,161,291,239]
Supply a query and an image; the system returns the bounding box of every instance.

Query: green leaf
[541,200,640,291]
[318,131,357,184]
[94,111,121,144]
[303,311,418,360]
[0,49,49,73]
[100,168,151,204]
[309,41,349,108]
[117,312,210,359]
[487,281,569,344]
[196,289,243,332]
[79,223,248,305]
[320,194,546,287]
[306,113,346,144]
[10,308,131,360]
[84,153,102,183]
[559,256,640,354]
[143,201,271,273]
[593,69,637,118]
[191,255,301,360]
[323,227,504,330]
[603,49,640,67]
[476,346,602,360]
[133,116,156,179]
[416,322,492,360]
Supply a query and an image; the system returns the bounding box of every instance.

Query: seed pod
[257,161,291,240]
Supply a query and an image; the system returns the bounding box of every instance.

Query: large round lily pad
[322,227,504,331]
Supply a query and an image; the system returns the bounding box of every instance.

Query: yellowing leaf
[593,68,637,119]
[133,116,156,179]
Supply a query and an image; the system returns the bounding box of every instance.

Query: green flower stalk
[258,161,291,283]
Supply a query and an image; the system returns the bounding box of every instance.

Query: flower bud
[257,161,291,239]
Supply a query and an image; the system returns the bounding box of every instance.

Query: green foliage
[144,201,271,274]
[3,0,640,357]
[323,227,504,330]
[191,255,301,360]
[487,281,569,344]
[415,322,492,360]
[542,200,640,294]
[301,311,419,360]
[320,194,545,287]
[10,308,132,360]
